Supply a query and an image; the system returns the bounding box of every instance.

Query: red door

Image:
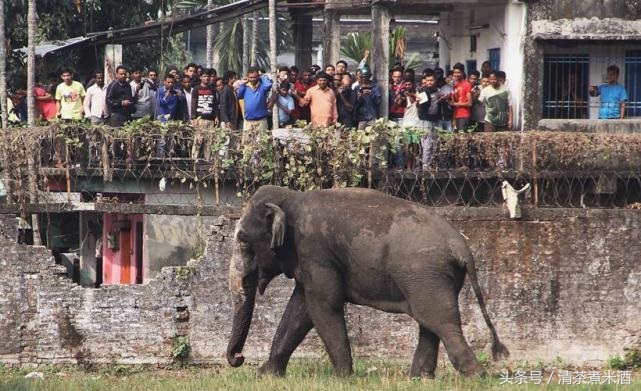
[120,229,131,284]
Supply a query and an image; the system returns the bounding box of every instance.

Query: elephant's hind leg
[259,283,313,377]
[407,290,485,377]
[410,326,440,378]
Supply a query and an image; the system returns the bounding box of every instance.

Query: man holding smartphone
[353,67,381,130]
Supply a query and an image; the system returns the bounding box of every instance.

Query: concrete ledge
[537,119,641,133]
[532,17,641,40]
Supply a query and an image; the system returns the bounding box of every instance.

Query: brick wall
[0,209,640,367]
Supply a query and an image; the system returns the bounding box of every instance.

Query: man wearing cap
[297,72,338,127]
[353,66,382,130]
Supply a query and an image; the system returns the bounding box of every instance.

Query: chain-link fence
[2,123,641,210]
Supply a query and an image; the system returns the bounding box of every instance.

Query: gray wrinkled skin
[226,185,508,378]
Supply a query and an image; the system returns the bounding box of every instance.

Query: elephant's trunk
[226,287,256,367]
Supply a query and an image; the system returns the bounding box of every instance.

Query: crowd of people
[8,58,517,170]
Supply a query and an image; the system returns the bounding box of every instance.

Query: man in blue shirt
[237,67,272,132]
[589,65,628,119]
[156,74,182,122]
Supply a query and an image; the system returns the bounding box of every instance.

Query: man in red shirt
[291,68,315,123]
[449,63,472,132]
[34,79,57,121]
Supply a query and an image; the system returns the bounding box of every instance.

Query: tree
[340,27,422,70]
[27,0,35,125]
[215,10,291,74]
[0,0,7,128]
[206,0,214,68]
[27,0,42,246]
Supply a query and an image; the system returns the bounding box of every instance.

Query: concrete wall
[1,207,640,367]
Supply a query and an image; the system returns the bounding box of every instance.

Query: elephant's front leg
[304,269,353,377]
[259,283,313,377]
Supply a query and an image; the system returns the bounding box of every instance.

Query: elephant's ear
[265,203,286,248]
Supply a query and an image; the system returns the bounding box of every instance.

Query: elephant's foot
[409,369,435,379]
[332,365,354,377]
[458,361,487,377]
[257,360,287,377]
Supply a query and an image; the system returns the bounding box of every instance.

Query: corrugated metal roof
[14,36,96,57]
[15,0,267,56]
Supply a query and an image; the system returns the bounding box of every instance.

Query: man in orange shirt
[297,72,338,127]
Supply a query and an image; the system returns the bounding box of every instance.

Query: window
[488,48,500,70]
[543,54,590,119]
[466,60,477,74]
[625,50,641,117]
[470,35,477,53]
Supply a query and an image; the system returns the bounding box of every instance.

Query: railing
[2,121,641,209]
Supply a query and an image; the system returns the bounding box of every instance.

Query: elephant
[226,185,508,378]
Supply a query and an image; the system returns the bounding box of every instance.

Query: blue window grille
[488,48,500,71]
[625,50,641,117]
[543,54,590,119]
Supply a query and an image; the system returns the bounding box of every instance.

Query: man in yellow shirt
[55,68,86,120]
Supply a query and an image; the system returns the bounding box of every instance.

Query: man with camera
[353,66,382,130]
[130,67,154,120]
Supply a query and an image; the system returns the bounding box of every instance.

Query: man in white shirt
[83,72,108,124]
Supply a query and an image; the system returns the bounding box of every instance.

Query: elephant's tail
[465,256,510,361]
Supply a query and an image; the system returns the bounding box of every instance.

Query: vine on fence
[2,118,641,210]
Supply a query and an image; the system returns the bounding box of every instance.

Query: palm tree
[250,12,258,66]
[0,0,11,206]
[0,0,7,129]
[27,0,35,125]
[206,0,214,67]
[27,0,41,245]
[215,10,291,74]
[242,15,249,75]
[340,27,422,70]
[268,0,278,127]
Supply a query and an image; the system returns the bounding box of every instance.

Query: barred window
[488,48,500,70]
[543,54,590,119]
[625,50,641,117]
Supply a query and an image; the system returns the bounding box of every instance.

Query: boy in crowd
[448,63,472,132]
[335,73,356,128]
[589,65,628,119]
[479,71,512,131]
[55,68,86,120]
[270,82,296,127]
[191,68,219,159]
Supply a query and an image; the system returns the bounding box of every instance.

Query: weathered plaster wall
[0,207,640,367]
[529,0,641,21]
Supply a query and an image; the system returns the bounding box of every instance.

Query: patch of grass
[0,359,638,391]
[609,349,641,370]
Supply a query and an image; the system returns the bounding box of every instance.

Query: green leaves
[340,27,422,70]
